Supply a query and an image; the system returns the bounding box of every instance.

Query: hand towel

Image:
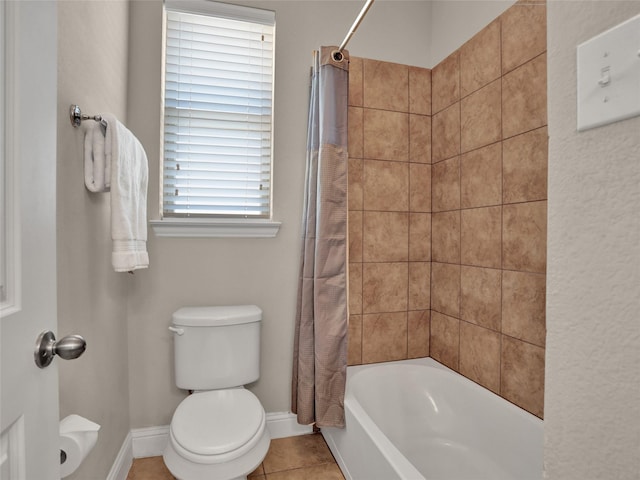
[83,119,110,192]
[102,114,150,272]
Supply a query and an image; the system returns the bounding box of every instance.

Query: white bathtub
[322,357,543,480]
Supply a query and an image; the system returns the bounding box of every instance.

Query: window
[155,1,279,237]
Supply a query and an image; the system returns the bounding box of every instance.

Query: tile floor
[126,433,345,480]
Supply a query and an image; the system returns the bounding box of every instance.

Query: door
[1,2,60,479]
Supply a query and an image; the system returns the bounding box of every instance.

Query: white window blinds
[163,2,275,218]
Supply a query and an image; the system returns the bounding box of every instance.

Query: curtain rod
[338,0,375,53]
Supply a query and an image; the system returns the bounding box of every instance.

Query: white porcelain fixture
[323,357,543,480]
[163,305,270,480]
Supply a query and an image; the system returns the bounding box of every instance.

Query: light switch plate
[577,14,640,131]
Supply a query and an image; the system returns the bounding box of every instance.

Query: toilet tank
[170,305,262,390]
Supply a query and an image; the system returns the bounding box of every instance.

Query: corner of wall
[57,1,133,478]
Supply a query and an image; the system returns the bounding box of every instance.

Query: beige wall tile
[501,0,547,74]
[502,54,547,139]
[347,314,362,365]
[432,103,461,162]
[408,310,430,358]
[348,107,363,159]
[503,127,548,204]
[432,51,460,114]
[432,156,460,212]
[460,19,501,97]
[410,114,432,164]
[350,35,549,410]
[409,262,431,310]
[349,56,363,107]
[409,212,431,261]
[410,163,432,212]
[363,159,409,212]
[503,201,547,273]
[363,262,408,313]
[409,66,431,115]
[501,335,545,418]
[461,79,501,153]
[461,143,502,208]
[362,312,408,363]
[431,262,460,317]
[348,54,429,368]
[348,262,362,315]
[502,270,546,347]
[363,109,409,161]
[349,210,363,263]
[363,211,408,262]
[460,265,501,331]
[363,59,409,112]
[459,322,501,393]
[348,157,363,211]
[431,311,460,370]
[461,206,502,268]
[432,211,461,264]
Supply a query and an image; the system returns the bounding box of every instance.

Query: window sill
[150,218,281,238]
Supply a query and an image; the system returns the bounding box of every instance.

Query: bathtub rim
[323,357,543,480]
[347,356,543,423]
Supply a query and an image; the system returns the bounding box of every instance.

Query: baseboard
[265,411,314,439]
[105,431,133,480]
[110,411,314,470]
[132,425,171,458]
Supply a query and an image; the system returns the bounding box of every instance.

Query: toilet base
[163,428,270,480]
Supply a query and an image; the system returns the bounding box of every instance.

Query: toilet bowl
[163,306,271,480]
[164,390,270,479]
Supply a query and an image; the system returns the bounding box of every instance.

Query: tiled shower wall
[429,0,547,418]
[347,0,547,418]
[346,58,433,365]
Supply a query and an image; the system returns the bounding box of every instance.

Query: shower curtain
[292,46,349,428]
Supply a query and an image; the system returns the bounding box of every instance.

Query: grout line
[499,13,505,398]
[500,330,546,350]
[359,77,365,366]
[501,49,547,78]
[429,73,434,360]
[457,49,462,373]
[407,76,412,360]
[458,74,502,103]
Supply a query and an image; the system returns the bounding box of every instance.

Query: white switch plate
[577,14,640,131]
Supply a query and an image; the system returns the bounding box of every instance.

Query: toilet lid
[171,389,265,456]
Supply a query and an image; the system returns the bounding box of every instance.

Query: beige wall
[125,0,432,429]
[57,2,131,479]
[347,58,432,365]
[430,0,516,66]
[545,1,640,478]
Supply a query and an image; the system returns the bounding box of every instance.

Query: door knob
[34,331,87,368]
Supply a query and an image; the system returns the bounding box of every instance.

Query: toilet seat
[169,389,266,465]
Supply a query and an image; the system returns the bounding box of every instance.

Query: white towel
[101,114,150,272]
[83,120,110,192]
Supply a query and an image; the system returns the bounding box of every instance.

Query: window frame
[152,0,280,238]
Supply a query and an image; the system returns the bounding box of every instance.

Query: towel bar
[69,104,102,128]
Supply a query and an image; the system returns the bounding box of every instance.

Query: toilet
[163,305,271,480]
